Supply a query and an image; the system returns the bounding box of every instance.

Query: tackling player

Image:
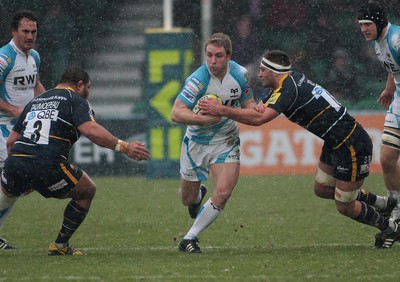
[199,50,398,248]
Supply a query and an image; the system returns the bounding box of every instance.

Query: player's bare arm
[171,98,221,125]
[377,74,396,109]
[240,97,257,109]
[0,99,22,117]
[6,130,19,153]
[34,79,46,96]
[78,121,150,161]
[199,98,279,126]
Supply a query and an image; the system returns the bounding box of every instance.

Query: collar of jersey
[10,40,26,56]
[55,86,75,92]
[276,73,289,89]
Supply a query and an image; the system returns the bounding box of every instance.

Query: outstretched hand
[125,141,150,161]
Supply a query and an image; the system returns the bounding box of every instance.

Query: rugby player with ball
[171,32,255,253]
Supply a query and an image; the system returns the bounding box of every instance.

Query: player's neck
[55,84,75,92]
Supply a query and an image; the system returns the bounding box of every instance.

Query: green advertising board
[144,28,193,178]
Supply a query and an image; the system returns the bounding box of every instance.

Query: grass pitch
[1,174,400,281]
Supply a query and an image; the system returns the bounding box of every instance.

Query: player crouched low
[0,66,150,255]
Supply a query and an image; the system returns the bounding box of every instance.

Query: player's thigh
[210,162,240,194]
[66,171,96,201]
[179,138,213,181]
[381,126,400,165]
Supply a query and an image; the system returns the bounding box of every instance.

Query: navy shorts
[320,125,372,182]
[1,156,83,198]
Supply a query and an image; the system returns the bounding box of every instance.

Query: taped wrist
[115,139,128,154]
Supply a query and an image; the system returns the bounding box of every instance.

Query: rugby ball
[192,94,222,114]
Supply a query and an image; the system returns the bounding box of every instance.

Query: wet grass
[1,174,399,281]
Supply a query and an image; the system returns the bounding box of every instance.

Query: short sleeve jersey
[373,23,400,115]
[177,60,253,145]
[262,70,357,147]
[0,40,41,123]
[11,87,94,160]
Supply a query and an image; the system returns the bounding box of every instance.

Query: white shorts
[0,124,12,169]
[180,136,240,181]
[384,112,400,129]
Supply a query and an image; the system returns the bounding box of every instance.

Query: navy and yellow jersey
[11,87,94,160]
[262,70,357,148]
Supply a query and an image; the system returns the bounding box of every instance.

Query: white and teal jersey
[373,23,400,117]
[0,40,41,123]
[177,60,253,145]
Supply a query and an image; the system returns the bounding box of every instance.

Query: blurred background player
[0,66,150,255]
[171,33,255,253]
[0,10,45,249]
[199,50,398,248]
[358,2,400,244]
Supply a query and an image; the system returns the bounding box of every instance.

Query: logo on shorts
[228,154,239,160]
[48,179,68,191]
[337,166,349,173]
[360,164,370,174]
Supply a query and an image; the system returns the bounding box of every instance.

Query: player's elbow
[171,110,184,124]
[171,112,178,123]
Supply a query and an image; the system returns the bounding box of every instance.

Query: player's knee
[314,184,335,199]
[72,181,96,202]
[212,190,232,208]
[314,167,336,198]
[334,187,358,216]
[315,167,336,187]
[381,130,400,169]
[86,183,96,200]
[380,154,397,171]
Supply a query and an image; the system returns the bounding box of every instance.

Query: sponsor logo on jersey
[230,88,238,94]
[191,76,200,84]
[14,68,25,73]
[266,92,281,105]
[182,90,195,103]
[185,81,200,95]
[190,77,203,90]
[0,57,8,70]
[14,74,36,85]
[36,109,58,120]
[27,111,36,120]
[0,53,12,64]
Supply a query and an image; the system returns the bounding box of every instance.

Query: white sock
[184,199,222,240]
[388,190,400,220]
[0,189,18,229]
